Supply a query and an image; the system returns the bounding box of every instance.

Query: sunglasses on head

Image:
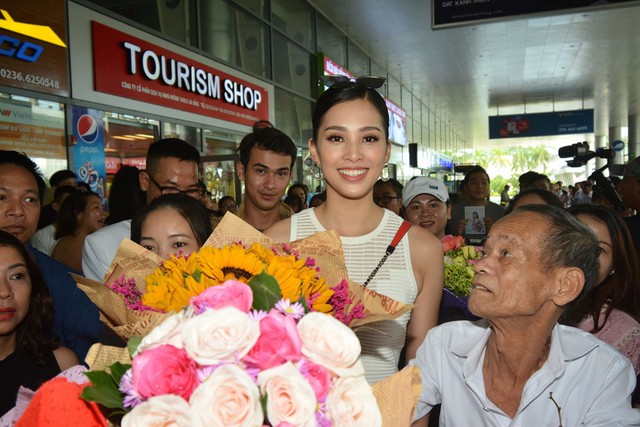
[320,75,386,90]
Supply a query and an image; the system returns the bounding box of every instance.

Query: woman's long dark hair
[0,230,58,365]
[54,191,100,239]
[564,204,640,330]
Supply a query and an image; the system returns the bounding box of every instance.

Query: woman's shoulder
[264,217,292,242]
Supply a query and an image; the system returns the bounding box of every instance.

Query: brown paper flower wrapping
[75,213,412,341]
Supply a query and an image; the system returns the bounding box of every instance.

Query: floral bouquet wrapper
[204,213,413,328]
[75,213,413,342]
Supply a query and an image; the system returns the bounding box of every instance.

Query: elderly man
[412,204,640,426]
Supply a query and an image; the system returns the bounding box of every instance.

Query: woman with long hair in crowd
[564,204,640,375]
[0,230,78,416]
[266,76,443,384]
[51,191,106,272]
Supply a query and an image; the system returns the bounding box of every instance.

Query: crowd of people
[0,77,639,425]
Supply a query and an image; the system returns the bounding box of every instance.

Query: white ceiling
[310,0,640,151]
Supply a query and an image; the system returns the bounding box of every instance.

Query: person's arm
[405,226,444,363]
[53,346,80,371]
[584,357,640,425]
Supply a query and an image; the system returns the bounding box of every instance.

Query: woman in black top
[0,230,78,416]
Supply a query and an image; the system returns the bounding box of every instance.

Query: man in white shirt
[82,138,202,281]
[411,204,640,426]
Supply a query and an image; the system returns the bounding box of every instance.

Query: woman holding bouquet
[266,76,444,384]
[0,230,78,417]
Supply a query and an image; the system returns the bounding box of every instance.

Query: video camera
[558,141,624,211]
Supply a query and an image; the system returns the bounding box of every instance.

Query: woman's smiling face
[311,98,390,200]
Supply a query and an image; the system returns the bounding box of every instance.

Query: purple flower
[119,368,144,409]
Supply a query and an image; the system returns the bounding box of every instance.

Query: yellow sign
[0,9,66,47]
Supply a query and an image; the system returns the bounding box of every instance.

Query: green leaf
[248,270,282,311]
[127,336,142,357]
[109,362,131,384]
[81,371,124,409]
[297,296,310,313]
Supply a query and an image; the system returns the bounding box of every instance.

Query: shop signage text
[92,22,270,127]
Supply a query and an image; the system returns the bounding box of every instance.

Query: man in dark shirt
[0,150,102,361]
[37,169,77,230]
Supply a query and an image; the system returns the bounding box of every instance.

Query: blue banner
[488,109,594,139]
[71,106,107,209]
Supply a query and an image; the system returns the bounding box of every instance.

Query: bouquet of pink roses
[82,280,382,426]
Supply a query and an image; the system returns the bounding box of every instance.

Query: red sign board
[91,22,270,127]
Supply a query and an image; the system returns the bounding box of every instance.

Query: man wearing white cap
[402,177,451,239]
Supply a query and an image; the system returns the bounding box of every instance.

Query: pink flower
[300,360,332,401]
[441,234,465,253]
[132,344,199,401]
[244,309,302,370]
[190,280,253,314]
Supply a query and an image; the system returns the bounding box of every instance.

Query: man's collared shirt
[411,320,640,426]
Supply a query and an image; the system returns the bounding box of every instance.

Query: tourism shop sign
[91,22,269,127]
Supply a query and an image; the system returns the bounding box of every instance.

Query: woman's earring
[380,162,391,182]
[609,269,616,276]
[311,162,324,180]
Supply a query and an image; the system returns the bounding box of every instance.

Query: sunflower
[140,242,335,314]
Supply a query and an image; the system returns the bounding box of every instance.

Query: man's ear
[139,170,149,192]
[236,161,245,181]
[552,267,585,307]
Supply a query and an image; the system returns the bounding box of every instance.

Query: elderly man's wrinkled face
[468,212,557,319]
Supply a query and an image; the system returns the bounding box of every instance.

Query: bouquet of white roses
[82,280,382,426]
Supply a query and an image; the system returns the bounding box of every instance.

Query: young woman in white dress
[266,77,443,384]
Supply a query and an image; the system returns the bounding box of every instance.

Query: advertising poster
[0,99,66,158]
[71,106,107,209]
[0,0,69,96]
[488,109,594,139]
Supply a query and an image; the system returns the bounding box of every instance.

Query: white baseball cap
[402,177,449,207]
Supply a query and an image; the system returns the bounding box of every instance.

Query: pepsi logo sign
[77,114,99,143]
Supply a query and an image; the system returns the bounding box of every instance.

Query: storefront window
[232,0,268,19]
[89,0,196,46]
[317,15,347,67]
[0,94,67,180]
[273,32,314,98]
[274,87,313,146]
[162,122,201,150]
[347,41,369,77]
[200,0,271,79]
[103,112,159,177]
[271,0,315,52]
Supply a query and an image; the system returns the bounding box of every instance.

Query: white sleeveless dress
[291,208,418,384]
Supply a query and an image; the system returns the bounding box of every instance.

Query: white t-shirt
[81,219,131,281]
[31,224,57,255]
